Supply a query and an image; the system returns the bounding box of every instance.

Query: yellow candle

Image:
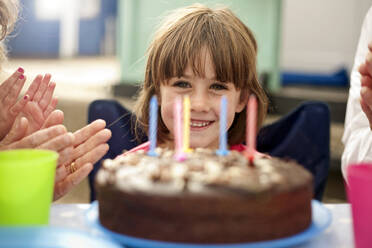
[183,95,191,152]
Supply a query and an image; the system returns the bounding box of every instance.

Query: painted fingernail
[17,67,24,73]
[23,94,29,100]
[19,74,24,79]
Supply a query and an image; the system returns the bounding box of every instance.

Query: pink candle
[246,95,257,163]
[174,96,186,161]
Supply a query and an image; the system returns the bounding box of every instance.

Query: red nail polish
[17,67,24,73]
[19,74,24,79]
[23,95,28,100]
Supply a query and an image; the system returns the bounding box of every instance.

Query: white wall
[281,0,372,73]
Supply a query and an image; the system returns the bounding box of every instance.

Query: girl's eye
[172,81,191,88]
[210,83,228,90]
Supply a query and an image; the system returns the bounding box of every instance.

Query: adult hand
[19,74,58,136]
[53,119,111,201]
[0,109,64,146]
[0,112,109,202]
[0,121,74,157]
[0,71,58,141]
[0,68,27,140]
[359,42,372,129]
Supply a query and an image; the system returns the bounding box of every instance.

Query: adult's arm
[342,6,372,178]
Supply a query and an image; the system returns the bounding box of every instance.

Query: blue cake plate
[85,200,331,248]
[0,226,122,248]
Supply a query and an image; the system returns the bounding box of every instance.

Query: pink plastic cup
[346,164,372,248]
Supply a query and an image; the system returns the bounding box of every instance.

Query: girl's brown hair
[0,0,18,62]
[134,3,268,145]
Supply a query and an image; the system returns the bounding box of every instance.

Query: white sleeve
[342,6,372,179]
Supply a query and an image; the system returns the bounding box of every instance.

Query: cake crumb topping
[96,148,312,196]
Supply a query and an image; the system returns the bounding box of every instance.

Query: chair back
[87,100,146,201]
[257,101,330,200]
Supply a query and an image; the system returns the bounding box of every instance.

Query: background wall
[118,0,282,91]
[8,0,117,57]
[281,0,372,74]
[9,0,372,87]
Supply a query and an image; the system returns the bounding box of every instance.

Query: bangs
[150,7,257,89]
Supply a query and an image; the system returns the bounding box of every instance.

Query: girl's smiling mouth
[190,119,215,130]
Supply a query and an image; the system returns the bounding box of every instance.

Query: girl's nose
[190,93,210,112]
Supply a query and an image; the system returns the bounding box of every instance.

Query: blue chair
[87,100,147,201]
[257,101,330,200]
[88,100,330,201]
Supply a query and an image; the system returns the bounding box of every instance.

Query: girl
[129,3,268,152]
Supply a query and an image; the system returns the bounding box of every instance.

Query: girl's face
[159,50,246,149]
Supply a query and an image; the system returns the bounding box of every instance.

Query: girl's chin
[189,141,219,149]
[159,140,217,150]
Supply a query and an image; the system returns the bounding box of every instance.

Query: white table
[49,203,354,248]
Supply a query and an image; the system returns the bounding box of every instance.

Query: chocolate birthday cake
[95,148,313,244]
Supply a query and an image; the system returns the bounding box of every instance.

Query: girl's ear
[235,91,248,113]
[235,100,246,113]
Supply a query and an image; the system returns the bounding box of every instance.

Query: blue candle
[148,96,158,156]
[217,96,228,156]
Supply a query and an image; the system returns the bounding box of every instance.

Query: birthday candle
[217,96,228,156]
[147,96,158,156]
[246,95,257,163]
[183,95,190,153]
[174,96,186,161]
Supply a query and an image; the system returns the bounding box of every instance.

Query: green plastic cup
[0,149,58,225]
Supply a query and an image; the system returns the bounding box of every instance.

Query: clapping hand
[0,70,58,141]
[0,106,111,201]
[0,68,28,140]
[53,119,111,200]
[0,69,112,200]
[18,73,58,136]
[359,42,372,129]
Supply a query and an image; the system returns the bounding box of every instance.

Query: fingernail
[17,67,24,73]
[67,132,75,142]
[19,74,24,79]
[23,94,28,100]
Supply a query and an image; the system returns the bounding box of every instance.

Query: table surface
[49,203,354,248]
